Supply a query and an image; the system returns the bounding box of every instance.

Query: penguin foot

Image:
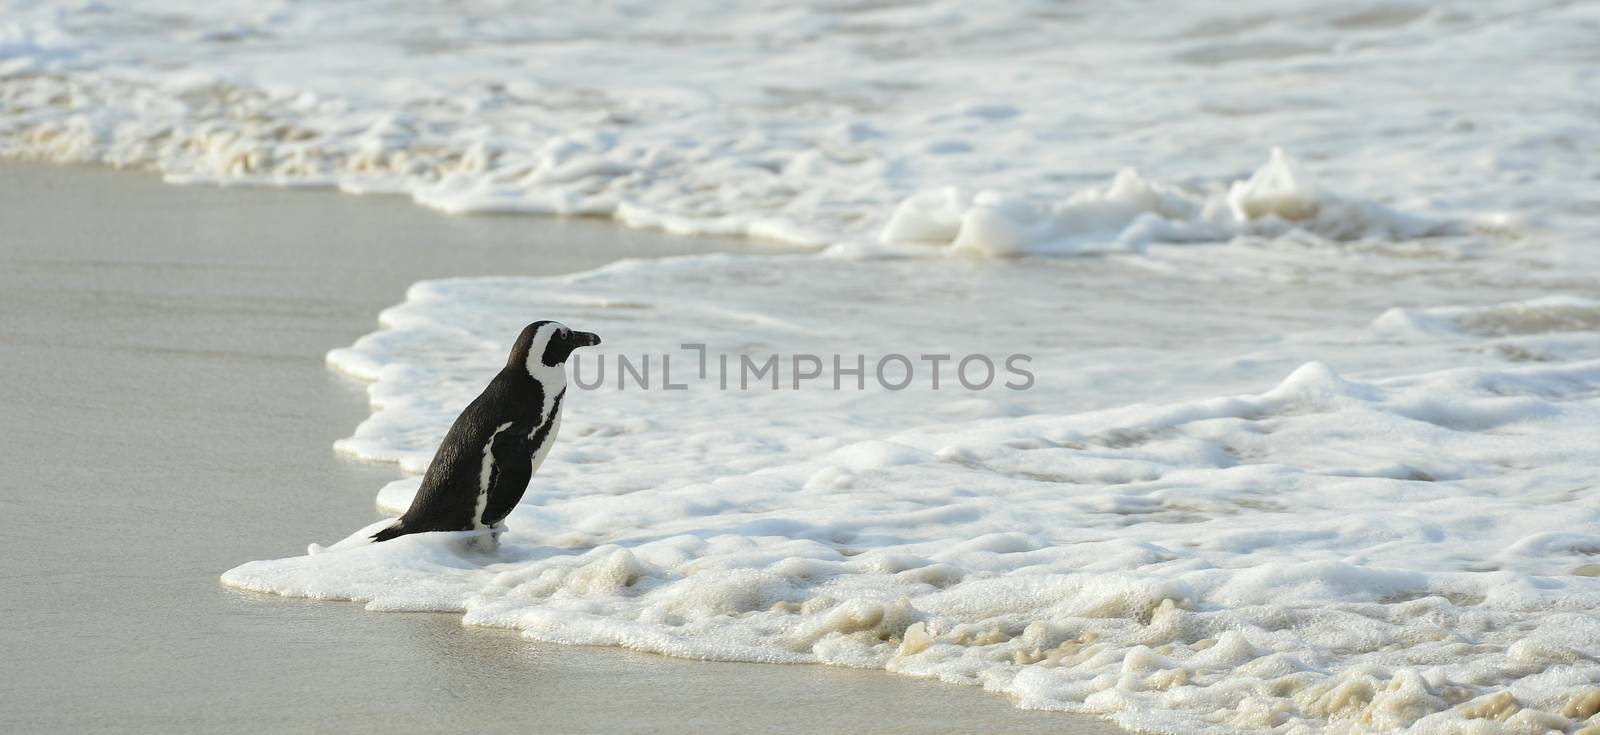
[464,527,503,554]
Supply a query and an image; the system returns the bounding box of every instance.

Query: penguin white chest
[526,402,563,483]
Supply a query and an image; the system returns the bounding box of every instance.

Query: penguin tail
[370,521,408,543]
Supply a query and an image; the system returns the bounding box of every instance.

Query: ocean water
[7,1,1600,732]
[4,0,1595,251]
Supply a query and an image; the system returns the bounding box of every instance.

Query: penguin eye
[558,327,571,339]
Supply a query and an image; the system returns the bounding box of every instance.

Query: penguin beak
[571,330,601,347]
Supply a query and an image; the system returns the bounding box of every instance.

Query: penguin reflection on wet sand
[371,321,601,544]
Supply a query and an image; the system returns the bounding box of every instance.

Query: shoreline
[0,161,1121,734]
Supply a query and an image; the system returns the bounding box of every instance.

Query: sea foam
[6,0,1593,252]
[226,255,1600,733]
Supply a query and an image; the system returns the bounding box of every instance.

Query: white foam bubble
[7,1,1590,253]
[881,150,1455,257]
[225,254,1600,732]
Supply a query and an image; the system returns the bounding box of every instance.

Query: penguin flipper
[370,521,408,543]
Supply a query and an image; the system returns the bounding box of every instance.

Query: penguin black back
[371,321,601,543]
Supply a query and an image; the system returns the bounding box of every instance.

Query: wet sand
[0,163,1121,734]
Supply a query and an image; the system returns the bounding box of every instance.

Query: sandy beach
[0,162,1121,734]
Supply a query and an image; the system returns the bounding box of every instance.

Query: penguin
[370,320,601,543]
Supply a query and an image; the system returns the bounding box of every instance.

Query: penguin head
[511,321,602,376]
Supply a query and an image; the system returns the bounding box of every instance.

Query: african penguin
[371,320,601,543]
